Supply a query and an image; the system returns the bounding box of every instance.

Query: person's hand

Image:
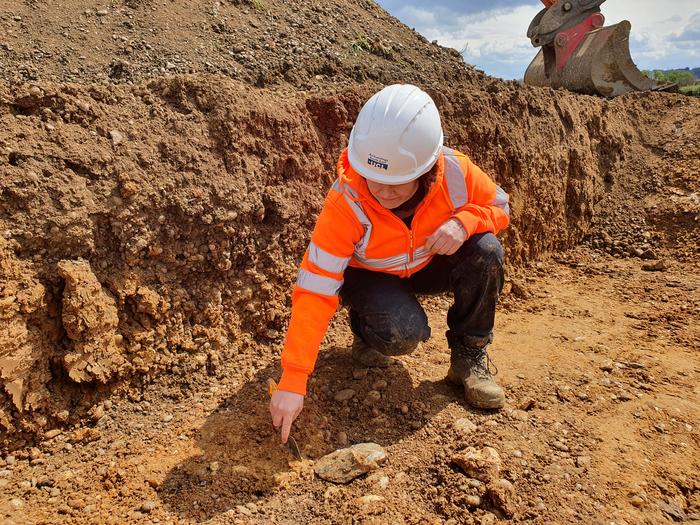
[269,389,304,444]
[426,218,467,255]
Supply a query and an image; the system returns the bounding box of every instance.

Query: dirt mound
[0,0,479,88]
[2,70,698,446]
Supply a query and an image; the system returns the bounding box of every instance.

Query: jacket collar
[337,148,445,212]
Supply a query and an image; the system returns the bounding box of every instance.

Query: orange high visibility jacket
[278,147,510,395]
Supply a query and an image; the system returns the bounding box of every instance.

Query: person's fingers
[431,234,450,254]
[280,414,293,444]
[271,406,283,429]
[445,241,460,255]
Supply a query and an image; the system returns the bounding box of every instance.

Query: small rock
[630,494,644,508]
[57,504,71,514]
[364,390,381,406]
[96,9,109,16]
[140,500,156,513]
[511,450,523,458]
[352,368,368,380]
[551,441,569,452]
[109,129,125,145]
[209,462,219,473]
[576,455,591,468]
[314,443,387,483]
[334,389,356,402]
[486,479,515,518]
[510,409,529,422]
[355,494,384,506]
[400,404,409,415]
[452,447,501,482]
[465,495,481,507]
[162,414,173,423]
[10,498,23,510]
[44,429,62,440]
[453,418,477,436]
[371,379,388,391]
[641,260,668,272]
[618,391,634,401]
[336,431,349,447]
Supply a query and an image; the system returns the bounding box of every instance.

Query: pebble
[576,455,591,467]
[630,495,644,507]
[355,494,384,506]
[10,498,23,510]
[453,417,477,436]
[510,409,529,422]
[209,462,219,473]
[337,431,349,447]
[140,500,156,513]
[511,450,523,458]
[162,414,173,422]
[352,368,368,380]
[96,9,109,16]
[371,379,388,391]
[0,470,10,477]
[109,129,125,145]
[44,429,62,439]
[465,495,481,507]
[363,390,381,406]
[334,389,356,402]
[552,441,569,452]
[400,404,409,415]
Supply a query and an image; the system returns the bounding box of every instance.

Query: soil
[1,0,699,523]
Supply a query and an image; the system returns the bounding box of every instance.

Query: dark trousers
[340,233,504,355]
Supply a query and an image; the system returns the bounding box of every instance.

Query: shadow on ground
[158,342,472,522]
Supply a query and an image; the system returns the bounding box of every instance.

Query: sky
[375,0,700,80]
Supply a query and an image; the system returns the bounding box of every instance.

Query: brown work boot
[447,346,505,409]
[351,337,393,368]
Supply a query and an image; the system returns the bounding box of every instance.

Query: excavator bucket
[525,21,676,97]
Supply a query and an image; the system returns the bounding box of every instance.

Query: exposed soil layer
[0,0,699,523]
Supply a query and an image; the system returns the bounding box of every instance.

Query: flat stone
[659,501,687,521]
[314,443,387,484]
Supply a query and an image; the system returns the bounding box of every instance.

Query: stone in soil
[486,478,516,518]
[452,447,501,482]
[314,443,387,483]
[334,389,356,402]
[453,417,477,436]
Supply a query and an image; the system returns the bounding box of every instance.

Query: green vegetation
[680,85,700,97]
[350,34,373,53]
[642,68,697,87]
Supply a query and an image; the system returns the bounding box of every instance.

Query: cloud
[376,0,700,79]
[670,11,700,41]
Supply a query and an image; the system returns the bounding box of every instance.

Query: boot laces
[469,347,498,379]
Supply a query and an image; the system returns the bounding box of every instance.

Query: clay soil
[1,1,699,524]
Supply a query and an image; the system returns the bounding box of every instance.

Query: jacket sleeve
[452,155,510,237]
[277,185,363,395]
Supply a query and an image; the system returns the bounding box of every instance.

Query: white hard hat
[348,84,443,185]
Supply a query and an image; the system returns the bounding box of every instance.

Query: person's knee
[460,232,504,269]
[361,307,430,356]
[474,233,504,263]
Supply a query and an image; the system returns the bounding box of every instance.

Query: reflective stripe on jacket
[278,147,510,395]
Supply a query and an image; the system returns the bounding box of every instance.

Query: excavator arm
[524,0,676,97]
